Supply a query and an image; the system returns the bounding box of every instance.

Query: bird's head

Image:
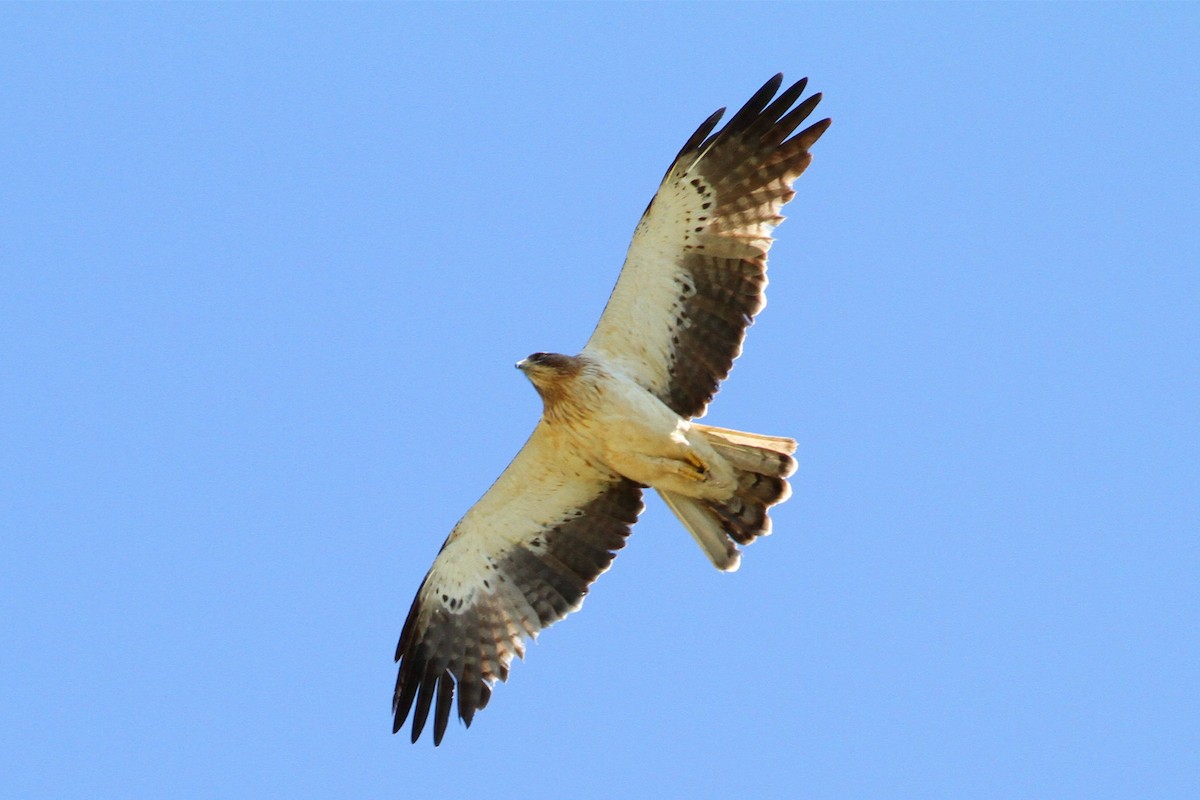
[516,352,582,402]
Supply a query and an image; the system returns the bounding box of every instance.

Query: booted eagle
[393,74,830,744]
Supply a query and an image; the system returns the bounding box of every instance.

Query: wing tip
[798,116,833,149]
[675,106,726,162]
[681,74,831,163]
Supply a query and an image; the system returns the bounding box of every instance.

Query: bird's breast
[545,365,683,457]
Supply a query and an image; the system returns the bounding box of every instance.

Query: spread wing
[584,74,831,418]
[392,422,644,745]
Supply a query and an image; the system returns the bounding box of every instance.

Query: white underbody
[558,359,737,500]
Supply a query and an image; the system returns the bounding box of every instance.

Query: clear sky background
[3,4,1197,799]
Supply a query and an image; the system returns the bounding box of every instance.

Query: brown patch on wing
[660,251,768,418]
[392,479,643,745]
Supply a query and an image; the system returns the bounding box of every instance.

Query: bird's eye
[528,352,547,363]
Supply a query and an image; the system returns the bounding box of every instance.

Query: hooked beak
[515,358,529,371]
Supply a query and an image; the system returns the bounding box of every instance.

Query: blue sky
[3,4,1197,798]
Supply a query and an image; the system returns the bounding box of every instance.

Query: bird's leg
[682,451,709,480]
[633,453,708,483]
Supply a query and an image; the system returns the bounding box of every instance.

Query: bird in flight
[393,74,830,744]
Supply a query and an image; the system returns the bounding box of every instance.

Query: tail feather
[659,491,742,571]
[699,424,797,477]
[661,425,797,570]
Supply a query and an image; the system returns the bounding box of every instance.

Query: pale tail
[657,424,797,572]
